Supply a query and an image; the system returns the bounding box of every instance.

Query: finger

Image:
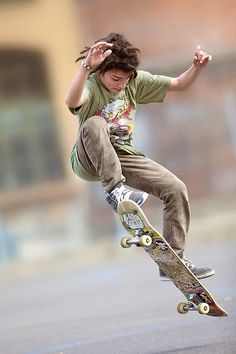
[199,51,206,63]
[90,42,113,56]
[198,50,204,59]
[196,45,201,52]
[92,41,113,49]
[104,49,112,57]
[193,55,198,64]
[207,55,212,62]
[195,51,203,63]
[195,45,201,56]
[200,53,211,64]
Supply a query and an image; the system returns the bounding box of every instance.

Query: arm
[65,42,113,108]
[168,46,212,91]
[65,66,91,108]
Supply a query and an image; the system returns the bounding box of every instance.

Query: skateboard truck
[120,234,152,248]
[177,294,210,315]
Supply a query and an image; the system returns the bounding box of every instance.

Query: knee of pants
[162,178,189,203]
[172,178,189,200]
[82,116,108,134]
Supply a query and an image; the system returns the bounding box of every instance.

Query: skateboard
[117,200,228,317]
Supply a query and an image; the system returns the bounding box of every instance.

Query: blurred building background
[0,0,236,269]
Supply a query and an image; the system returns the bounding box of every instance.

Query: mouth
[113,88,122,93]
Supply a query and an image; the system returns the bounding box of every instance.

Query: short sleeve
[135,71,171,104]
[67,85,91,115]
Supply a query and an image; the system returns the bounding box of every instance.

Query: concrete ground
[0,238,235,354]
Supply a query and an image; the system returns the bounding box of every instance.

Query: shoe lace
[183,258,196,271]
[106,185,127,210]
[110,187,124,202]
[111,185,132,201]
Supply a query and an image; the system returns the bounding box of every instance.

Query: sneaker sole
[195,269,215,279]
[160,276,171,282]
[160,269,215,282]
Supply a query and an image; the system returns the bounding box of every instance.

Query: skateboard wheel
[197,303,210,314]
[177,302,188,314]
[120,237,132,248]
[139,235,152,247]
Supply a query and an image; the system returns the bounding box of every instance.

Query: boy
[66,33,214,281]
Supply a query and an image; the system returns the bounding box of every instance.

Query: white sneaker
[106,183,148,212]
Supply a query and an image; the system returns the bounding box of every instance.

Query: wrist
[192,62,204,71]
[81,60,93,71]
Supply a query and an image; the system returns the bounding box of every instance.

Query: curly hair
[76,33,140,78]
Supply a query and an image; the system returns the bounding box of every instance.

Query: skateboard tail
[208,309,228,317]
[205,301,228,317]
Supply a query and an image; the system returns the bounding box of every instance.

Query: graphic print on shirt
[95,98,134,136]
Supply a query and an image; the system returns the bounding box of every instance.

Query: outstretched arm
[168,46,212,91]
[65,42,113,108]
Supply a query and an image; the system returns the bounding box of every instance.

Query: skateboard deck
[117,200,228,317]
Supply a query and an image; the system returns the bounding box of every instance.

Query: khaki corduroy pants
[76,116,191,255]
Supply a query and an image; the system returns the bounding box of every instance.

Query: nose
[117,82,126,90]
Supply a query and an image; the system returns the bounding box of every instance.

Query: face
[98,69,131,94]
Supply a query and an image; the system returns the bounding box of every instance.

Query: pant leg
[76,116,125,192]
[118,154,191,255]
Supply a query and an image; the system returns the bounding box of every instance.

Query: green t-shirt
[70,70,171,181]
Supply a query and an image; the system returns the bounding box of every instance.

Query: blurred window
[0,49,65,191]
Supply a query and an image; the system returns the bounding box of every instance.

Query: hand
[83,41,113,70]
[193,45,212,68]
